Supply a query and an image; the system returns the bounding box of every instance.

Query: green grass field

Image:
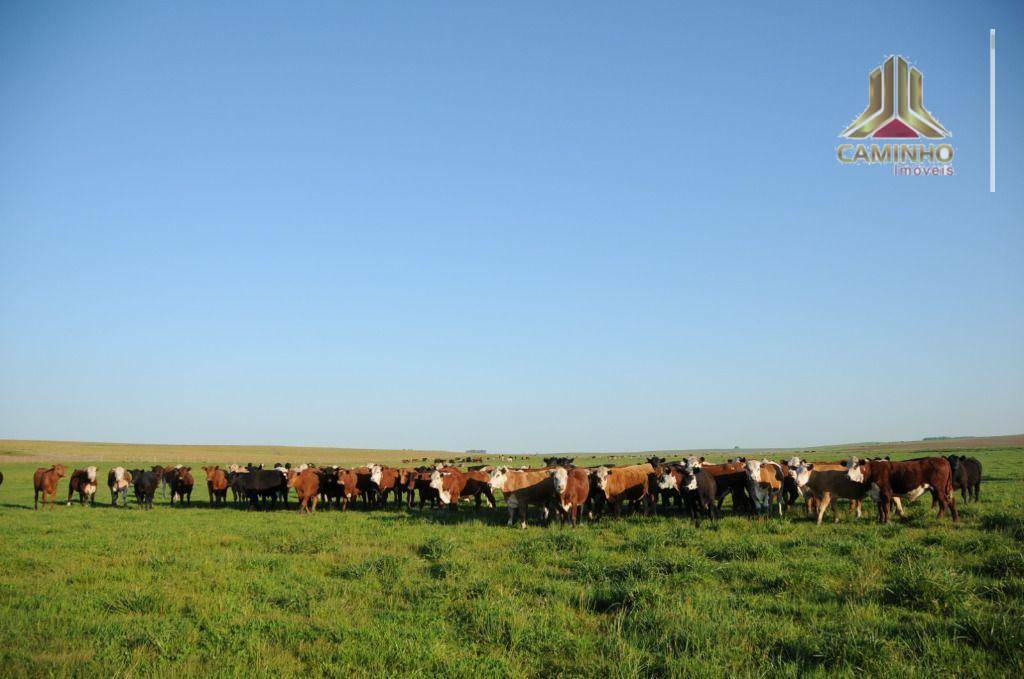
[1,443,1022,678]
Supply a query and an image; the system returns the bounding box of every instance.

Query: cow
[542,456,576,467]
[678,465,718,524]
[202,466,229,506]
[66,466,99,506]
[847,456,958,523]
[237,469,289,510]
[350,467,377,507]
[549,466,590,527]
[316,466,343,509]
[107,467,132,507]
[288,469,320,513]
[335,468,362,511]
[946,455,982,503]
[130,468,160,509]
[405,469,439,510]
[227,465,249,506]
[369,465,402,508]
[159,465,180,499]
[743,459,785,516]
[594,463,654,518]
[168,467,194,506]
[429,468,498,511]
[33,465,67,509]
[488,467,558,528]
[790,463,871,525]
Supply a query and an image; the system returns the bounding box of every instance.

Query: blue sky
[1,2,1021,452]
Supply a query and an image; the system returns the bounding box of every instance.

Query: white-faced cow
[846,456,958,523]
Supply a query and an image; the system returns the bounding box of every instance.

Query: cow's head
[594,466,611,493]
[744,459,762,482]
[658,467,679,491]
[202,466,220,481]
[845,456,867,482]
[52,464,67,478]
[488,466,509,490]
[368,464,384,486]
[430,469,452,504]
[792,463,814,488]
[679,466,698,491]
[548,467,568,493]
[785,456,803,472]
[683,456,704,472]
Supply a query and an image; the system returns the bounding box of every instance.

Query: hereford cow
[743,459,786,516]
[429,468,498,511]
[594,463,654,518]
[130,468,160,509]
[288,469,320,513]
[66,466,99,506]
[159,465,180,499]
[488,467,558,528]
[946,455,982,503]
[106,467,132,507]
[33,465,67,509]
[369,464,402,508]
[791,463,871,525]
[202,466,229,506]
[549,466,590,527]
[847,456,958,523]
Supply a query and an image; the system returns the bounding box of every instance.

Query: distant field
[0,443,1022,677]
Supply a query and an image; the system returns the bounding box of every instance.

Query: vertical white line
[990,29,995,193]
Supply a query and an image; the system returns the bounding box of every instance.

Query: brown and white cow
[66,466,98,506]
[107,467,133,507]
[369,464,402,508]
[202,466,230,506]
[791,463,870,525]
[743,459,785,515]
[549,466,590,527]
[594,463,654,518]
[34,464,67,509]
[430,468,497,511]
[288,468,320,513]
[488,467,557,528]
[846,456,957,523]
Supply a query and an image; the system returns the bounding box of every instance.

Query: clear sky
[1,2,1021,452]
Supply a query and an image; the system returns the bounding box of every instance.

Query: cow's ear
[884,456,890,461]
[840,460,848,467]
[806,463,814,470]
[700,457,705,462]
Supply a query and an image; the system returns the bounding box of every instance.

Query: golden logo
[841,55,949,139]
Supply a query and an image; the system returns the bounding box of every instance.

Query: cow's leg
[892,497,905,518]
[66,484,74,506]
[34,488,39,510]
[816,492,831,526]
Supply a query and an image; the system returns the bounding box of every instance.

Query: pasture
[1,442,1022,678]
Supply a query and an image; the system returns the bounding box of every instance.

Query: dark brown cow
[594,463,654,518]
[34,464,67,509]
[406,469,440,510]
[202,466,229,506]
[169,467,195,506]
[288,469,320,513]
[550,467,590,527]
[66,466,99,506]
[847,456,958,523]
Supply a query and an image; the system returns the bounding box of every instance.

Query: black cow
[238,469,289,510]
[317,466,343,509]
[679,465,718,524]
[130,469,160,509]
[946,455,982,503]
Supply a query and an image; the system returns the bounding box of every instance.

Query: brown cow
[847,456,958,523]
[169,467,194,506]
[488,467,557,528]
[791,463,870,525]
[34,465,67,509]
[594,463,654,518]
[66,466,99,506]
[743,459,785,515]
[549,467,590,527]
[288,469,320,513]
[202,466,229,506]
[335,468,362,511]
[160,465,180,499]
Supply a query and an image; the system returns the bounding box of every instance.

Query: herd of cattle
[17,453,983,527]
